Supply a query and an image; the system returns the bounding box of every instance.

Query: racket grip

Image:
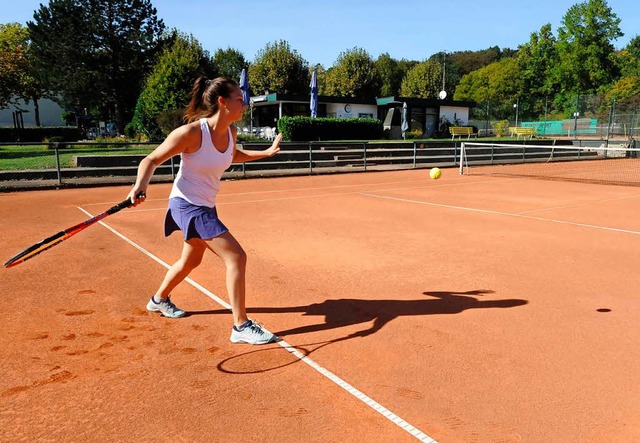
[108,192,146,214]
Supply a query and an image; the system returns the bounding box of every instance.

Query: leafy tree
[518,24,558,96]
[396,59,419,77]
[212,47,247,83]
[605,75,640,109]
[428,47,516,98]
[131,33,214,140]
[0,23,26,109]
[375,53,402,97]
[553,0,623,94]
[626,35,640,60]
[324,47,381,99]
[308,64,328,95]
[454,58,523,119]
[0,23,50,124]
[517,24,559,117]
[616,35,640,77]
[27,0,166,132]
[400,60,442,99]
[248,40,309,94]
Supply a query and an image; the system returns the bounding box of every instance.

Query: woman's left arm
[233,132,282,163]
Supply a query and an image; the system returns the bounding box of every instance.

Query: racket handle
[108,192,146,214]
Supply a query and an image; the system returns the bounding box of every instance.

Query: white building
[0,97,65,127]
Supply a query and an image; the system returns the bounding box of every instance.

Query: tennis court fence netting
[459,141,640,187]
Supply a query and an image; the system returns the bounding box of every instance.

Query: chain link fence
[469,93,639,139]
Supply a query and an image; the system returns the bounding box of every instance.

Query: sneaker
[230,320,275,345]
[146,296,186,318]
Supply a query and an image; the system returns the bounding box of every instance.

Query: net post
[459,142,465,175]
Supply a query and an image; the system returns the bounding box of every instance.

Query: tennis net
[459,142,640,187]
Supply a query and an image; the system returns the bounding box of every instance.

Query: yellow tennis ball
[429,167,442,180]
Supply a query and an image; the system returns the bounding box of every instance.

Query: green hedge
[277,117,383,141]
[0,127,83,142]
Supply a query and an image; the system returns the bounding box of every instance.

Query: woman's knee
[232,248,247,268]
[224,246,247,270]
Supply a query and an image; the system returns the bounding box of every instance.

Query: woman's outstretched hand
[265,133,282,157]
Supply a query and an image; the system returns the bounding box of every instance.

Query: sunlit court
[2,164,640,442]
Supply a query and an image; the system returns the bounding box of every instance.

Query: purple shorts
[164,197,228,241]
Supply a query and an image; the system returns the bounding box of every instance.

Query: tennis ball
[429,167,442,180]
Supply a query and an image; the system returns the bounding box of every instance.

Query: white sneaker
[146,296,186,318]
[230,320,275,345]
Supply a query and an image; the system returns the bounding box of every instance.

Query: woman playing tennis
[127,76,281,345]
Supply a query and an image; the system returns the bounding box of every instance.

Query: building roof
[251,93,475,108]
[376,96,476,107]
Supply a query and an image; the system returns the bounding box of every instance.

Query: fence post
[53,143,62,185]
[170,156,176,180]
[309,142,313,173]
[413,141,417,168]
[363,142,367,171]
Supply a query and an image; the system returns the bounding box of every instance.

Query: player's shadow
[193,290,527,339]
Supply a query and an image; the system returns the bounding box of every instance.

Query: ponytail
[184,76,239,123]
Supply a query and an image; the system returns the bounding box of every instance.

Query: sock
[233,319,252,331]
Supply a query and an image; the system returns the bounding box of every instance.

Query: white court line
[360,193,640,236]
[121,178,506,213]
[76,206,437,443]
[82,173,501,208]
[515,193,640,215]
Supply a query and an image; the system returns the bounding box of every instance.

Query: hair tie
[204,78,211,86]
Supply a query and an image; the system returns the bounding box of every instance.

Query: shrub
[45,136,67,150]
[404,129,424,140]
[493,120,510,137]
[277,117,383,141]
[237,133,269,143]
[0,127,83,142]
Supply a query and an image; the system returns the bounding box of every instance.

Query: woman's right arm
[127,123,199,206]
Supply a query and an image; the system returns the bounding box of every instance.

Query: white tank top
[169,119,234,207]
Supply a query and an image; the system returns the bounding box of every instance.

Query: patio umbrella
[401,102,409,138]
[310,71,318,118]
[239,68,250,106]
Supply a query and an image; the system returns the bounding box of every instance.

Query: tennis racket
[3,193,144,269]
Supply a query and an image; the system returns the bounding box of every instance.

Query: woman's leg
[154,238,207,300]
[205,231,247,327]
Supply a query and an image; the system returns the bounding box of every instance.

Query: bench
[449,126,475,140]
[509,127,535,140]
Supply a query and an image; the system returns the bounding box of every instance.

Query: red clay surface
[2,169,640,442]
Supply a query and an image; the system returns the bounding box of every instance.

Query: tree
[212,47,247,83]
[518,24,558,96]
[248,40,309,95]
[324,47,381,99]
[400,60,442,99]
[28,0,166,132]
[517,24,559,117]
[0,23,26,109]
[554,0,623,94]
[375,53,402,97]
[428,47,514,97]
[616,35,640,77]
[0,23,51,125]
[454,58,523,119]
[131,33,214,140]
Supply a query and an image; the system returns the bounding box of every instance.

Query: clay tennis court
[2,168,640,442]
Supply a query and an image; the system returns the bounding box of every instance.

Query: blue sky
[5,0,639,68]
